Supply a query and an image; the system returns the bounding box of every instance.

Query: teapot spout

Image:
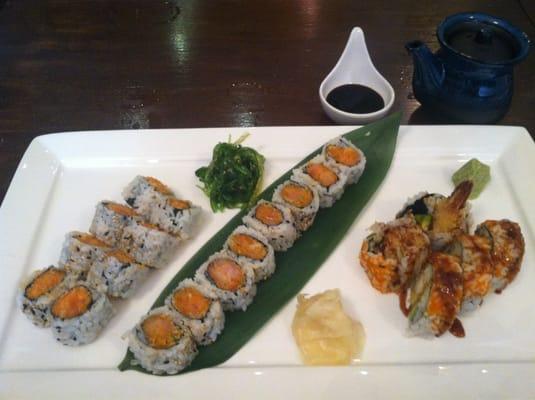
[405,40,444,93]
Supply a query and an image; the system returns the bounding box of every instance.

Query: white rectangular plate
[1,125,534,399]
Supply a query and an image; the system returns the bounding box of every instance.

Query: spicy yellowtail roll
[89,201,139,247]
[122,175,174,216]
[58,231,111,278]
[86,250,151,299]
[359,215,430,294]
[475,219,525,294]
[242,200,298,252]
[50,282,114,346]
[322,136,366,185]
[272,179,319,232]
[195,251,257,312]
[147,197,201,240]
[19,266,74,327]
[223,225,276,282]
[127,306,198,375]
[405,252,463,338]
[165,279,225,345]
[292,155,347,208]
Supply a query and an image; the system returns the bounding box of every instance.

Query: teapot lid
[437,12,530,65]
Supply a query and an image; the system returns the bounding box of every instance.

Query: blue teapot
[406,12,530,123]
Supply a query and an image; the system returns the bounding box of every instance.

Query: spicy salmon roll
[359,215,430,294]
[242,200,298,252]
[127,306,198,375]
[322,136,366,185]
[58,231,111,278]
[86,249,151,299]
[19,266,74,327]
[223,225,276,282]
[475,219,525,293]
[272,179,319,232]
[50,282,114,346]
[195,251,257,311]
[122,175,174,216]
[292,155,347,208]
[148,197,201,239]
[89,201,139,247]
[165,279,225,345]
[119,219,180,268]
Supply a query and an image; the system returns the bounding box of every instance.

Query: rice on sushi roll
[223,225,276,282]
[165,279,225,345]
[127,306,198,375]
[475,219,525,293]
[50,282,114,346]
[58,231,111,278]
[87,249,151,299]
[292,155,347,208]
[123,175,173,216]
[242,200,298,252]
[19,266,75,327]
[272,179,319,232]
[119,219,180,268]
[89,201,139,247]
[148,197,201,239]
[195,251,257,312]
[322,136,366,185]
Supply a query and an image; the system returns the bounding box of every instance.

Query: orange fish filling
[142,314,183,349]
[51,286,92,319]
[77,233,108,247]
[172,287,211,319]
[305,163,338,187]
[326,145,360,167]
[207,258,245,291]
[281,183,313,208]
[228,233,267,260]
[145,176,172,195]
[107,249,135,264]
[168,198,190,210]
[106,202,137,217]
[255,203,283,226]
[25,268,65,300]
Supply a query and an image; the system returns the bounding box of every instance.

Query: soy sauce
[326,84,384,114]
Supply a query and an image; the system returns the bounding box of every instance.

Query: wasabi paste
[452,158,490,199]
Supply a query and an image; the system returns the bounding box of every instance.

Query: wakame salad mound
[196,134,265,212]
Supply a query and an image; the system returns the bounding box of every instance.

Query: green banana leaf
[118,112,401,375]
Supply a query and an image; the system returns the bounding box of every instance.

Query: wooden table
[0,0,533,203]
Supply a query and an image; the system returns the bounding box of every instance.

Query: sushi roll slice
[89,201,139,247]
[119,219,180,268]
[148,197,201,239]
[292,155,347,208]
[406,252,463,337]
[195,251,257,311]
[123,175,174,216]
[58,231,111,278]
[86,249,151,299]
[396,181,473,250]
[242,200,298,252]
[359,215,430,294]
[475,219,525,293]
[127,306,198,375]
[322,136,366,185]
[447,234,493,313]
[50,282,114,346]
[165,279,225,345]
[19,266,74,327]
[223,225,276,282]
[272,179,319,232]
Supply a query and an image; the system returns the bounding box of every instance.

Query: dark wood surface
[0,0,533,203]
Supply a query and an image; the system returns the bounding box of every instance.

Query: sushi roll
[148,197,201,239]
[195,251,257,311]
[359,215,430,294]
[396,181,473,250]
[50,282,114,346]
[119,219,180,268]
[122,175,173,216]
[58,231,111,278]
[18,266,74,327]
[447,234,493,313]
[86,249,151,299]
[292,155,347,208]
[475,219,525,293]
[272,179,319,232]
[127,306,198,375]
[242,200,298,252]
[89,201,139,247]
[322,136,366,185]
[165,279,225,345]
[223,225,276,282]
[406,252,463,337]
